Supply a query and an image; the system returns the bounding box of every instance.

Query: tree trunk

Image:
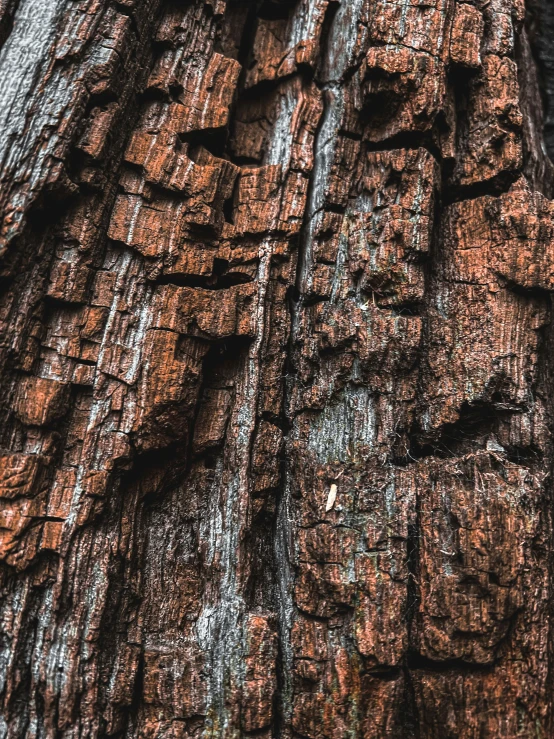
[1,0,554,736]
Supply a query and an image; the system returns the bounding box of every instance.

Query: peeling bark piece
[165,53,241,134]
[367,0,451,57]
[0,453,46,499]
[245,0,329,89]
[133,330,207,451]
[47,258,92,303]
[423,282,547,431]
[192,387,232,453]
[13,376,70,426]
[349,147,439,305]
[231,77,323,169]
[242,615,278,732]
[108,194,186,258]
[234,166,309,234]
[251,420,283,493]
[450,3,484,69]
[76,102,120,161]
[452,54,523,186]
[442,179,554,290]
[355,552,408,666]
[151,282,258,339]
[363,46,447,141]
[142,646,206,718]
[414,452,545,664]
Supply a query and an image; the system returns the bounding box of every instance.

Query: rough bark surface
[0,1,554,737]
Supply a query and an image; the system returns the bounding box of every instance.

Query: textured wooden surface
[0,0,553,737]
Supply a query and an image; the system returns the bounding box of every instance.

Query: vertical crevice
[271,9,339,733]
[126,646,145,735]
[271,289,297,737]
[272,2,367,735]
[516,19,554,196]
[401,464,422,738]
[526,0,554,162]
[0,0,20,51]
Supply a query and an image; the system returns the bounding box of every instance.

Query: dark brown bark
[0,1,554,737]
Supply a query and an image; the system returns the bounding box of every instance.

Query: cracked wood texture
[1,0,554,737]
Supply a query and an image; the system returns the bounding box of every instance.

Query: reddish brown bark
[0,0,554,737]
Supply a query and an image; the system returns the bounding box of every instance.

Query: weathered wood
[0,1,554,737]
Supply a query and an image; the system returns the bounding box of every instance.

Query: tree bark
[0,0,554,737]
